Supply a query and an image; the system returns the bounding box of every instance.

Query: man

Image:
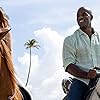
[62,6,100,100]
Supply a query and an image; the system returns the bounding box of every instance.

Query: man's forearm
[66,63,88,78]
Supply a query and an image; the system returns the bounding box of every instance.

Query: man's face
[77,8,92,29]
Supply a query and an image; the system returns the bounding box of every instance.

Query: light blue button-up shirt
[62,28,100,84]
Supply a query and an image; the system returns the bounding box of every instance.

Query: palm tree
[24,39,40,86]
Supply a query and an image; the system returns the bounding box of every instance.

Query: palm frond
[24,39,40,49]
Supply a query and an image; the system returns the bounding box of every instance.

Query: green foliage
[24,39,40,49]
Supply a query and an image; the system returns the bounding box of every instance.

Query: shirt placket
[90,35,97,68]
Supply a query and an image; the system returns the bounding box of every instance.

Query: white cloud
[16,52,40,84]
[31,70,65,100]
[17,27,68,100]
[66,25,78,36]
[34,27,63,45]
[18,52,39,70]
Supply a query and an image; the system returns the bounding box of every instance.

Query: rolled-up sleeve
[62,36,76,71]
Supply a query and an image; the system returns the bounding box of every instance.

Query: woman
[0,7,22,100]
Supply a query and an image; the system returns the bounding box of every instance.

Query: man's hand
[87,69,97,79]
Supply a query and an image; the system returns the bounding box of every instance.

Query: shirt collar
[78,28,98,36]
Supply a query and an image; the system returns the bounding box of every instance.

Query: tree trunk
[25,47,31,86]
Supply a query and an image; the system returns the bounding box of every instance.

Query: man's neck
[81,27,94,37]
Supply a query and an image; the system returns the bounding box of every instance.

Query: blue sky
[0,0,100,100]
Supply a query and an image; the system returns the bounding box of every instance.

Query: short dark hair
[77,7,93,20]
